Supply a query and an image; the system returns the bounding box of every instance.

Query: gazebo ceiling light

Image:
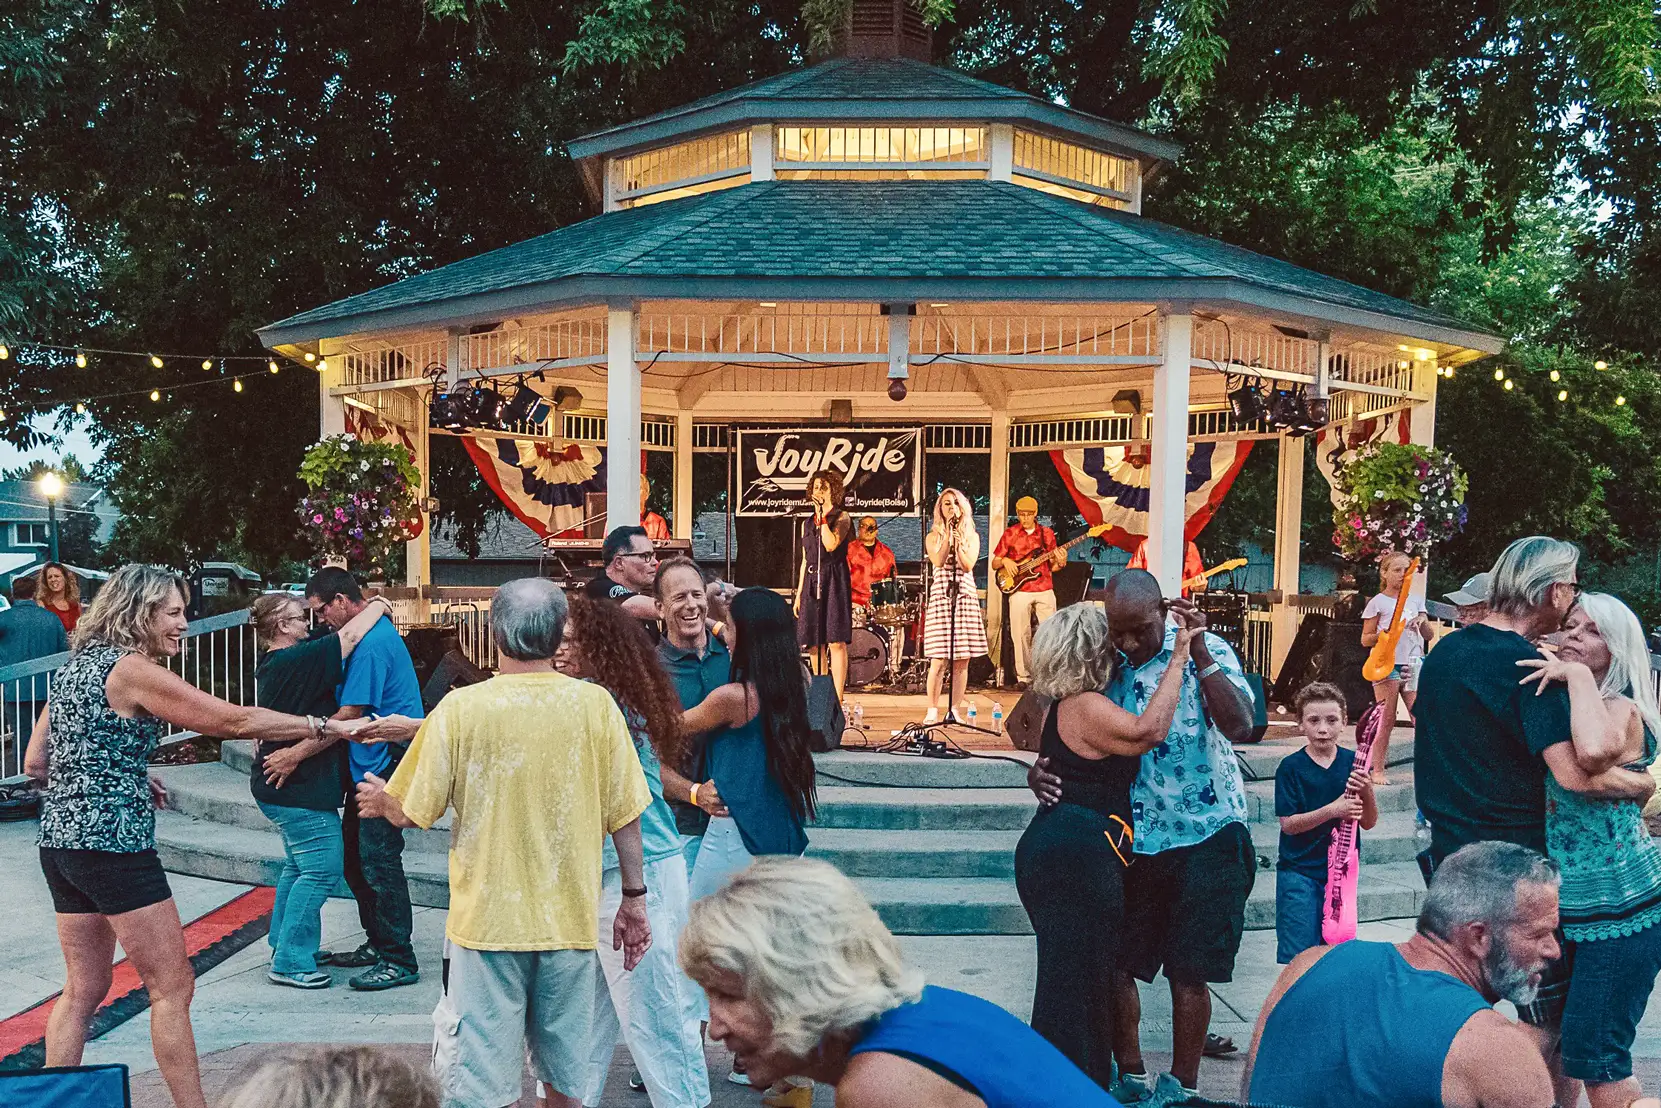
[1227,376,1266,425]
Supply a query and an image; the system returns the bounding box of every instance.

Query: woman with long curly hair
[37,561,82,634]
[684,587,817,903]
[554,594,711,1108]
[794,468,853,700]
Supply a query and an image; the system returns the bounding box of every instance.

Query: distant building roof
[0,480,106,524]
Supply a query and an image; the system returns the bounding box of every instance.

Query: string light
[234,380,243,393]
[1617,395,1627,406]
[74,402,85,414]
[149,355,163,369]
[149,389,160,401]
[1445,367,1454,378]
[1557,389,1568,401]
[201,359,213,371]
[1549,369,1561,382]
[303,352,316,363]
[317,358,327,371]
[1504,379,1515,391]
[269,362,279,374]
[75,351,86,368]
[1595,360,1609,370]
[1494,368,1505,381]
[0,344,8,360]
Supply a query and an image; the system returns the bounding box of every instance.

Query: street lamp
[37,471,63,563]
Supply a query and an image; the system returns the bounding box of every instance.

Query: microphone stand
[947,516,959,723]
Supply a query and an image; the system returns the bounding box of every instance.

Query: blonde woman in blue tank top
[1520,592,1661,1108]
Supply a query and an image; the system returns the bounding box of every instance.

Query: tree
[1,454,91,483]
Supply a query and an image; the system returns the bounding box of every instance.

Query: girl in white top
[1359,550,1433,784]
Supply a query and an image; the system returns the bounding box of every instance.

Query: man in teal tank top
[1246,843,1661,1108]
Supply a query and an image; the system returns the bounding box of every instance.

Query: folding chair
[0,1064,130,1108]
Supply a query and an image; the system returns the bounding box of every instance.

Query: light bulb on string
[150,389,160,401]
[317,358,326,371]
[303,352,316,363]
[1596,360,1609,370]
[1549,370,1560,382]
[0,344,9,360]
[1504,379,1515,391]
[1494,368,1505,381]
[75,351,87,369]
[74,402,85,414]
[1617,395,1627,406]
[268,360,279,373]
[1445,367,1454,379]
[234,379,243,393]
[1557,389,1568,401]
[149,355,163,369]
[202,359,213,371]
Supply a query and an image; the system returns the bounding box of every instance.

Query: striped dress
[1545,725,1661,941]
[923,565,988,659]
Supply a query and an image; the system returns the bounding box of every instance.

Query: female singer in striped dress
[922,488,987,724]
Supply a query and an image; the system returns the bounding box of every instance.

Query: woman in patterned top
[1521,592,1661,1108]
[24,564,348,1108]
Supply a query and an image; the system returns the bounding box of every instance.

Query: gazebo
[258,10,1500,677]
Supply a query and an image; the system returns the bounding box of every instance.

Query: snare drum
[871,577,904,607]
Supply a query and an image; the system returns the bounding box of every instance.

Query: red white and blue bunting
[1050,441,1255,553]
[1313,413,1411,507]
[461,436,609,538]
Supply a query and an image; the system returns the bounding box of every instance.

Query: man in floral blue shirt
[1030,569,1255,1105]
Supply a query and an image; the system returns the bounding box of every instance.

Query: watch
[1196,662,1222,680]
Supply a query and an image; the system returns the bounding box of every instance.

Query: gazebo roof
[259,180,1502,352]
[563,57,1183,166]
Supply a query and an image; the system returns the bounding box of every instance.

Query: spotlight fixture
[1267,385,1321,436]
[499,378,543,426]
[551,385,583,411]
[1226,377,1266,425]
[472,385,509,428]
[430,388,477,431]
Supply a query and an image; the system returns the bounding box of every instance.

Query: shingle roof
[564,58,1180,164]
[262,181,1497,350]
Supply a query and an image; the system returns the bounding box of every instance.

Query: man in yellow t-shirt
[356,577,652,1108]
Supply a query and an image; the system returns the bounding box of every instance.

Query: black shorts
[40,847,173,916]
[1123,821,1256,985]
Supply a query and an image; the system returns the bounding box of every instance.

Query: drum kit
[848,576,927,690]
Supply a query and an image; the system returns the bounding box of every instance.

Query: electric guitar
[1180,557,1248,592]
[1361,557,1422,683]
[996,525,1111,594]
[1322,700,1386,946]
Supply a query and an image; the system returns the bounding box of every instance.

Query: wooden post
[607,306,642,536]
[673,410,695,540]
[1271,433,1304,674]
[986,410,1010,679]
[1147,311,1192,597]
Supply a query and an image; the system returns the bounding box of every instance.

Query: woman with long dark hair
[552,594,710,1108]
[684,587,817,904]
[37,561,82,635]
[794,469,853,701]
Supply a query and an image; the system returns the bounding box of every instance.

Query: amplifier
[1194,591,1248,652]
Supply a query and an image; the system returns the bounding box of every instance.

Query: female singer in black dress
[794,469,853,700]
[1013,603,1196,1090]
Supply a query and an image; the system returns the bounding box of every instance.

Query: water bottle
[966,702,978,729]
[851,701,865,730]
[991,701,1004,733]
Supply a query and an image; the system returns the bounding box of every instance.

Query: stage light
[1110,389,1142,416]
[499,380,542,426]
[472,385,508,428]
[1227,378,1265,424]
[1303,396,1330,429]
[888,378,908,402]
[430,390,475,431]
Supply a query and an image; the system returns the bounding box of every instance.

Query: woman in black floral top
[25,564,350,1108]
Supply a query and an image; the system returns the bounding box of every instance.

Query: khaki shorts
[433,944,601,1107]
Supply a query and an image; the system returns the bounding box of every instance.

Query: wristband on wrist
[710,621,726,639]
[1196,662,1222,680]
[622,886,648,899]
[689,782,700,806]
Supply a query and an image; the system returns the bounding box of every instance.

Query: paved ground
[6,820,1661,1106]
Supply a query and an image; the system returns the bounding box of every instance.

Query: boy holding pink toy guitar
[1274,683,1378,963]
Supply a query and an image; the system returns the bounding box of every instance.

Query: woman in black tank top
[1014,603,1196,1089]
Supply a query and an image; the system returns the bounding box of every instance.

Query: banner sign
[735,429,922,516]
[1050,440,1255,553]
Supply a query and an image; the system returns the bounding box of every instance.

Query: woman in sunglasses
[1013,602,1196,1090]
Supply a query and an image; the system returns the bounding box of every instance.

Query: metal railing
[0,608,257,776]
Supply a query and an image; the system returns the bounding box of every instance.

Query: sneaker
[320,942,379,968]
[726,1057,752,1087]
[1107,1071,1150,1104]
[348,961,421,991]
[1146,1072,1199,1108]
[267,969,332,989]
[628,1070,645,1092]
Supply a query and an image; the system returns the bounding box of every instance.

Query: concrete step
[1248,809,1423,866]
[814,748,1033,788]
[221,739,256,775]
[1235,731,1415,780]
[807,828,1021,878]
[1244,770,1416,822]
[811,786,1039,830]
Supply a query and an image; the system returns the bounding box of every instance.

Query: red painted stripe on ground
[0,886,274,1060]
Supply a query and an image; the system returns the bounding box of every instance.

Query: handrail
[0,608,252,685]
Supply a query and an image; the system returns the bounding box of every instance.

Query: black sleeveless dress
[1013,701,1140,1090]
[798,511,852,647]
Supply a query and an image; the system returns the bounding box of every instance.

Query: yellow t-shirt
[385,671,651,952]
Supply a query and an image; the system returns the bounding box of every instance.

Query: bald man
[992,497,1065,686]
[1030,570,1255,1103]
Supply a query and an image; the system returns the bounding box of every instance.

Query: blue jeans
[1275,868,1325,965]
[257,802,344,975]
[1562,925,1661,1083]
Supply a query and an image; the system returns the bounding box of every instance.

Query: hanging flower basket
[1332,441,1467,561]
[297,433,422,572]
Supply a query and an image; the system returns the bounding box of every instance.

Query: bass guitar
[1181,557,1248,592]
[1321,699,1386,946]
[995,524,1111,594]
[1361,556,1422,683]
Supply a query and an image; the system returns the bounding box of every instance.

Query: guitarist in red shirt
[992,497,1066,687]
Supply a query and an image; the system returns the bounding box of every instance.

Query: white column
[445,328,463,390]
[1270,433,1304,673]
[606,306,642,535]
[989,124,1014,182]
[673,410,695,540]
[751,124,775,182]
[1406,373,1438,603]
[985,410,1011,680]
[405,412,432,620]
[318,362,346,438]
[1147,311,1192,597]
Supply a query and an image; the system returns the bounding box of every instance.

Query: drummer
[848,516,898,610]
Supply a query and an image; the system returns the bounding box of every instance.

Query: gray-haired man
[357,578,653,1108]
[1243,843,1660,1108]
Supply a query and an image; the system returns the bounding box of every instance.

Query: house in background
[0,479,120,593]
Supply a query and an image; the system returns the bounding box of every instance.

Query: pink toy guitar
[1321,700,1387,946]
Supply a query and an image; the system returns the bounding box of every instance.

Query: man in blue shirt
[1029,570,1255,1105]
[304,568,425,991]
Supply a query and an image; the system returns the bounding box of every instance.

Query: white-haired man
[1245,842,1661,1108]
[355,577,653,1108]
